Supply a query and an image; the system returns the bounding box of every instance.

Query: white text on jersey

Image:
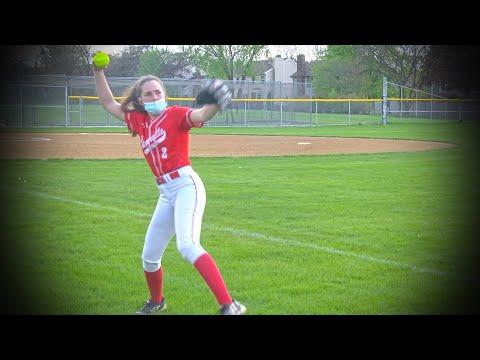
[142,128,167,155]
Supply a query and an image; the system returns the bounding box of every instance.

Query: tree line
[312,45,480,98]
[1,44,479,98]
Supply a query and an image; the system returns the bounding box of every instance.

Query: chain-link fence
[2,75,475,128]
[384,80,480,122]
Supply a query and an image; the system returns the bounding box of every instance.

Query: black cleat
[136,298,167,315]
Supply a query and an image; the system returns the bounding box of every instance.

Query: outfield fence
[0,75,478,128]
[382,77,480,123]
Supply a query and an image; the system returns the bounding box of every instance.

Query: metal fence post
[65,85,69,127]
[19,85,24,128]
[244,100,247,127]
[179,82,182,106]
[280,101,283,126]
[415,89,418,118]
[309,99,311,126]
[382,77,388,125]
[348,100,351,125]
[430,83,433,120]
[400,86,403,120]
[80,96,83,127]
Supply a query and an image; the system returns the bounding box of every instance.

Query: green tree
[183,45,269,80]
[106,45,153,77]
[312,45,381,99]
[8,45,92,76]
[0,45,50,78]
[138,48,191,79]
[354,45,429,97]
[182,45,269,124]
[323,45,355,60]
[41,45,92,75]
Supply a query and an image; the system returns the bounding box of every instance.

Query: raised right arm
[92,67,125,120]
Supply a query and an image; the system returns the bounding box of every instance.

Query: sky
[89,45,323,62]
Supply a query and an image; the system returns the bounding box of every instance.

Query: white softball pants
[142,166,207,272]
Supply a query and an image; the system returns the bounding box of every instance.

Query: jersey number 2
[161,147,168,159]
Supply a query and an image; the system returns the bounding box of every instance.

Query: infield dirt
[0,133,455,159]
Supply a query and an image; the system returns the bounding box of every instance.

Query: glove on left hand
[195,80,232,111]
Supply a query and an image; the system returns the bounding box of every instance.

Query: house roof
[253,59,273,74]
[231,59,273,77]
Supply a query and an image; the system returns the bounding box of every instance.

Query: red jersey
[124,106,203,177]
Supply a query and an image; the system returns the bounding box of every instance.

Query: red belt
[156,170,180,185]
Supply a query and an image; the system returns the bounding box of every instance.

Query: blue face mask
[144,100,167,115]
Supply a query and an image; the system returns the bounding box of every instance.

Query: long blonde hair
[120,75,167,136]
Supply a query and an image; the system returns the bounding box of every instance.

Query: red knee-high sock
[144,267,164,303]
[194,253,233,306]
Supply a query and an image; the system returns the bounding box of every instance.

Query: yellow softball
[92,51,110,69]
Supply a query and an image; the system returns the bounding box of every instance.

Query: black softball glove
[195,80,232,111]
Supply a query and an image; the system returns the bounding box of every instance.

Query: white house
[227,54,313,99]
[233,55,298,84]
[270,55,297,83]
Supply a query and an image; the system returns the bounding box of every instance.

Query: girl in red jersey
[92,59,246,315]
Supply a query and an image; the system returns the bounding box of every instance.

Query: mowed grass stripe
[4,186,452,276]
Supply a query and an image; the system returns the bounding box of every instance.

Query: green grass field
[1,121,479,315]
